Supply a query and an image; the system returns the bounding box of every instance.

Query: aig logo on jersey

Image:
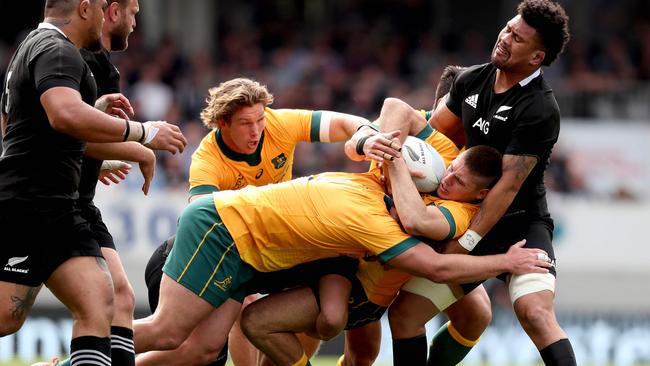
[272,153,287,169]
[4,256,30,274]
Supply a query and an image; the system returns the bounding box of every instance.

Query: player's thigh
[388,290,442,336]
[177,299,242,355]
[0,281,42,334]
[47,256,114,318]
[242,286,320,334]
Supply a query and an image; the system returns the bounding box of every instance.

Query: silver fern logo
[4,256,29,273]
[7,256,28,267]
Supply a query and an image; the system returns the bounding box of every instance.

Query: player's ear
[476,188,490,201]
[107,1,121,22]
[530,50,545,67]
[78,0,91,20]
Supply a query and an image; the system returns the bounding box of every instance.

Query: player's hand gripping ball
[401,136,446,193]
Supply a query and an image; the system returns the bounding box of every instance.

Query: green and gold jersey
[212,171,419,272]
[189,108,327,196]
[357,196,479,307]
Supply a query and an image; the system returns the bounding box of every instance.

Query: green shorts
[163,194,254,307]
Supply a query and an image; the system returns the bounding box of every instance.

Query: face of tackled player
[491,15,545,72]
[219,103,266,154]
[436,152,489,203]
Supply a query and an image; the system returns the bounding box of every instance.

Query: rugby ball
[401,136,446,193]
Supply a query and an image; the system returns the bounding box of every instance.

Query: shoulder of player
[513,87,560,121]
[455,63,492,85]
[262,107,313,138]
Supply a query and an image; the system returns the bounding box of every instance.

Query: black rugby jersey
[447,63,560,216]
[0,24,97,205]
[79,48,121,203]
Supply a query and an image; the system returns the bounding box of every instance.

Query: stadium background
[1,0,650,364]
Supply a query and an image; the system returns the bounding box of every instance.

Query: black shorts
[245,256,360,296]
[345,276,387,330]
[461,211,555,294]
[0,204,103,287]
[79,201,115,249]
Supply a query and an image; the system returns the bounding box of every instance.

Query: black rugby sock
[110,326,134,366]
[540,338,577,366]
[70,336,111,366]
[393,334,427,366]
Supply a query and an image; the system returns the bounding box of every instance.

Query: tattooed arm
[442,154,537,254]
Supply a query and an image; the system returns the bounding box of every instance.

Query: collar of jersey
[519,68,541,87]
[38,22,69,39]
[215,129,264,166]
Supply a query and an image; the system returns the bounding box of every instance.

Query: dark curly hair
[518,0,570,66]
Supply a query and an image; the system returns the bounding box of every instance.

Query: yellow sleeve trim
[447,321,480,347]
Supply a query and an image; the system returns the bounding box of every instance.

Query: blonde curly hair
[200,78,274,129]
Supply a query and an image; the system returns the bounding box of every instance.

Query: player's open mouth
[496,43,509,58]
[248,141,259,148]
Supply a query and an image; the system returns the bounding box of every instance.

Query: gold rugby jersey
[357,195,479,306]
[212,171,419,272]
[189,108,327,196]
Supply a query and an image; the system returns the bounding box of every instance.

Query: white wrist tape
[457,229,482,251]
[100,160,124,171]
[142,122,159,145]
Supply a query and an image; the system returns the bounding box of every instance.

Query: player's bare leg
[102,247,137,363]
[0,282,42,336]
[428,285,491,365]
[388,290,442,366]
[136,302,240,366]
[134,274,231,355]
[229,294,262,365]
[242,287,321,365]
[338,321,382,366]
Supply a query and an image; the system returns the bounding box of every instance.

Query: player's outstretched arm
[323,111,371,142]
[376,97,428,139]
[40,86,187,154]
[387,240,551,284]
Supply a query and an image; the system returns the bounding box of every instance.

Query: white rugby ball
[401,136,446,193]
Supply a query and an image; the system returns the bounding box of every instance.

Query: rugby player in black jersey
[33,1,158,365]
[0,1,185,365]
[388,1,574,365]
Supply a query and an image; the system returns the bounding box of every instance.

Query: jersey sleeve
[422,198,479,240]
[32,41,86,95]
[265,108,321,143]
[188,132,224,195]
[505,96,560,160]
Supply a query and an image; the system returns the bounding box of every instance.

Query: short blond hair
[200,78,274,129]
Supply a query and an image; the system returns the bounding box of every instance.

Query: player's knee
[387,301,409,330]
[317,311,346,340]
[71,286,115,330]
[240,306,266,341]
[0,314,25,336]
[515,301,555,334]
[113,277,136,316]
[347,345,380,366]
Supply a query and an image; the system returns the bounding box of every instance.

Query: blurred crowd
[1,0,648,198]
